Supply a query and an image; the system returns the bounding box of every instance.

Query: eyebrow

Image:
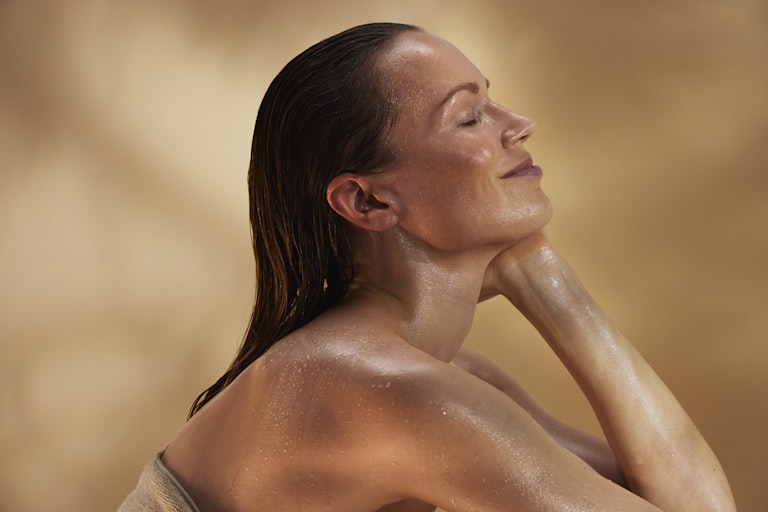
[436,78,491,110]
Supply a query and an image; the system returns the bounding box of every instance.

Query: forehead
[377,31,484,113]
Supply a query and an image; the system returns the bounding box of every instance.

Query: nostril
[514,121,535,145]
[501,125,533,147]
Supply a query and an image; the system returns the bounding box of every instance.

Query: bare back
[162,309,445,512]
[161,299,658,512]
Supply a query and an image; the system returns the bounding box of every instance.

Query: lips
[501,156,543,178]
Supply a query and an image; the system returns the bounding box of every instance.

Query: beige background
[1,0,767,510]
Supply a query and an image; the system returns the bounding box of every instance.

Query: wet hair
[189,22,420,417]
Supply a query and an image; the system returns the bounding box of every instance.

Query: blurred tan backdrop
[1,0,767,510]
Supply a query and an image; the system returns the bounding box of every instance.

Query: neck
[343,231,498,361]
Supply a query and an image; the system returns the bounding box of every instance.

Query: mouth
[501,156,543,179]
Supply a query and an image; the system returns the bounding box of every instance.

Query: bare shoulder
[262,337,646,511]
[167,325,656,511]
[451,346,514,388]
[284,339,656,512]
[450,347,548,417]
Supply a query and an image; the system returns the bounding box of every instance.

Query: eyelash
[459,114,479,127]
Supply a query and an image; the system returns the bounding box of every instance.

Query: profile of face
[373,31,553,253]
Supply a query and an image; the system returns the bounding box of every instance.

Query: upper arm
[451,347,627,486]
[373,356,657,512]
[451,347,573,425]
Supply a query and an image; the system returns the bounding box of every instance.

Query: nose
[500,110,535,148]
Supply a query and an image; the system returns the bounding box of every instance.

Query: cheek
[409,141,498,217]
[466,144,495,171]
[437,134,496,172]
[393,133,500,205]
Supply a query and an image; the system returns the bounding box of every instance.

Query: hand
[479,231,554,303]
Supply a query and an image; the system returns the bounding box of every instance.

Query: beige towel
[118,453,201,512]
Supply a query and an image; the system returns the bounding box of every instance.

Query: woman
[119,23,736,511]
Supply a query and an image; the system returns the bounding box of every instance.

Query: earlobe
[326,174,399,232]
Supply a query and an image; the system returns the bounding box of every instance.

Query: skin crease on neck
[340,30,552,362]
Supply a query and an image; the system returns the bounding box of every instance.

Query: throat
[346,273,481,362]
[348,239,492,361]
[399,293,477,362]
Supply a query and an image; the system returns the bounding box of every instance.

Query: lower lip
[503,165,543,178]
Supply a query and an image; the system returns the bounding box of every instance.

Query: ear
[326,174,399,231]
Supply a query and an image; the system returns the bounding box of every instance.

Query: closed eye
[459,116,479,127]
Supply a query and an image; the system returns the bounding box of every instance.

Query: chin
[538,198,554,228]
[507,199,553,243]
[522,196,553,231]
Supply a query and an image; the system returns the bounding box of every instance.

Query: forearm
[495,243,735,510]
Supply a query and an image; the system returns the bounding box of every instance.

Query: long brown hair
[189,22,419,417]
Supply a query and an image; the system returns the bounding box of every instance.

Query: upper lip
[501,156,534,178]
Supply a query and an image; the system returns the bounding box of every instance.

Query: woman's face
[377,31,552,253]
